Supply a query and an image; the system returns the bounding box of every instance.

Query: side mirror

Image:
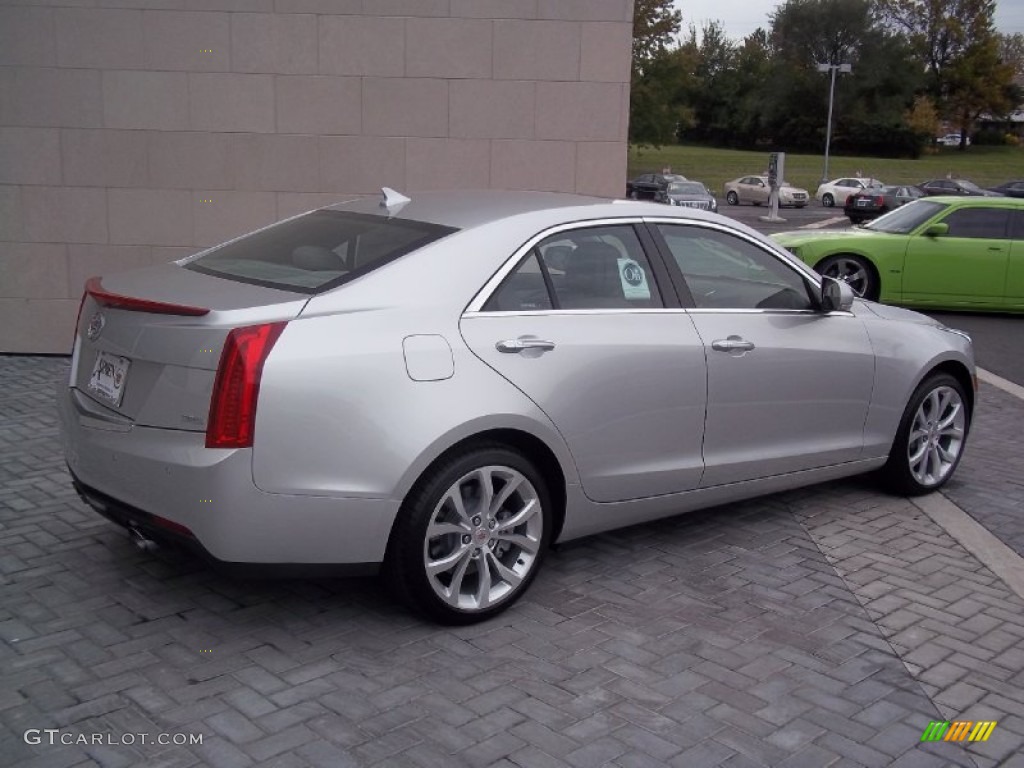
[924,223,949,237]
[821,276,855,312]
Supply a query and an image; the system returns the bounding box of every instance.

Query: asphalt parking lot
[3,210,1024,767]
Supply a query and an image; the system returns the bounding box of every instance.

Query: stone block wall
[0,0,633,352]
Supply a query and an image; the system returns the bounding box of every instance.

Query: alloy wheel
[422,465,544,612]
[821,257,870,298]
[906,385,966,487]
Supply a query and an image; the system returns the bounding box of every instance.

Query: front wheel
[816,254,879,301]
[386,445,551,624]
[726,191,739,206]
[880,373,970,495]
[822,193,835,207]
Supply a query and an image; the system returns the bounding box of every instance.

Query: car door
[902,205,1010,305]
[460,222,708,502]
[1006,209,1024,304]
[747,177,769,204]
[649,220,875,487]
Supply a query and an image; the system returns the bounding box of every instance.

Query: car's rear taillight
[875,196,885,205]
[206,322,287,449]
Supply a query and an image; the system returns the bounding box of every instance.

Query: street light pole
[817,62,851,184]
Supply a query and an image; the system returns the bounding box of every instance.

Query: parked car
[844,185,925,224]
[815,177,884,207]
[988,180,1024,198]
[724,175,809,207]
[61,188,975,624]
[660,180,718,211]
[918,178,998,197]
[626,172,687,200]
[772,196,1024,310]
[936,133,970,147]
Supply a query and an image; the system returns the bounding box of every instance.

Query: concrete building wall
[0,0,634,353]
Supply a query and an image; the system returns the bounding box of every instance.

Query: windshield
[959,180,982,191]
[184,210,456,293]
[668,182,707,195]
[864,199,948,234]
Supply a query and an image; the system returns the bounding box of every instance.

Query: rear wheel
[726,191,739,206]
[386,445,551,624]
[880,373,970,495]
[816,254,878,301]
[822,193,835,207]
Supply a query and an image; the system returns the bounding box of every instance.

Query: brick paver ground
[2,356,1023,768]
[942,384,1024,558]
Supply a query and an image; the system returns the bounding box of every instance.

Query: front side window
[867,200,948,234]
[185,210,455,293]
[483,225,663,311]
[940,207,1009,239]
[657,224,815,310]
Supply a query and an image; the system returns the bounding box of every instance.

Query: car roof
[320,189,617,230]
[923,195,1024,207]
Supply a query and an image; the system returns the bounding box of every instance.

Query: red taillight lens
[875,196,884,205]
[846,195,855,205]
[85,276,209,316]
[206,322,287,449]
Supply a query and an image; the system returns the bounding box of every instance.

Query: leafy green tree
[759,0,923,156]
[875,0,1015,148]
[630,0,684,145]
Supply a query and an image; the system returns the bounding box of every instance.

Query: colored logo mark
[921,721,997,743]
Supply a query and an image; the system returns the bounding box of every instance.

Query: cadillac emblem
[86,311,105,341]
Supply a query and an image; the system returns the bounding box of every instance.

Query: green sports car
[772,196,1024,312]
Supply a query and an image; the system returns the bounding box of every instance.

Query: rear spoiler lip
[86,276,211,316]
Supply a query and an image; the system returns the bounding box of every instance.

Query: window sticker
[618,258,651,300]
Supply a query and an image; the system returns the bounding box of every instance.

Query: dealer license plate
[88,351,131,407]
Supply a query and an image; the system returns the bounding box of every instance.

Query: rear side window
[939,207,1009,239]
[184,211,456,293]
[483,225,664,312]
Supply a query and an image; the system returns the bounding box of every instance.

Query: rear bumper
[70,472,378,577]
[59,387,399,569]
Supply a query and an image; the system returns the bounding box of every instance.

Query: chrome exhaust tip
[128,526,159,552]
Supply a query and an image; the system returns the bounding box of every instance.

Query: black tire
[726,191,739,206]
[816,253,879,301]
[880,373,970,496]
[822,193,835,207]
[385,444,552,624]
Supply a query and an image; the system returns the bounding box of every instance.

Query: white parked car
[936,133,970,147]
[815,177,884,207]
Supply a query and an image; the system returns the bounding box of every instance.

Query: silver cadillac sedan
[60,189,975,623]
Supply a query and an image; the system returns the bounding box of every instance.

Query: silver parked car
[60,189,975,623]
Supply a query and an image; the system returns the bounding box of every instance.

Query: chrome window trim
[464,217,653,314]
[464,215,827,317]
[463,308,688,319]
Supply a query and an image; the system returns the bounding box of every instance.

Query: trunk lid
[71,263,309,432]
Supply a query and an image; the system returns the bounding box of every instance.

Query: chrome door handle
[496,338,556,353]
[711,337,755,352]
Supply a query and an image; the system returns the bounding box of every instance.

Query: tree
[998,32,1024,78]
[632,0,682,70]
[629,0,684,145]
[875,0,1016,148]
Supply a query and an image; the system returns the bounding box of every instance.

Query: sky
[673,0,1024,42]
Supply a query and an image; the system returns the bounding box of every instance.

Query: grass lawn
[628,144,1024,197]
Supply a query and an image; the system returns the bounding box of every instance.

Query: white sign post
[760,152,786,223]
